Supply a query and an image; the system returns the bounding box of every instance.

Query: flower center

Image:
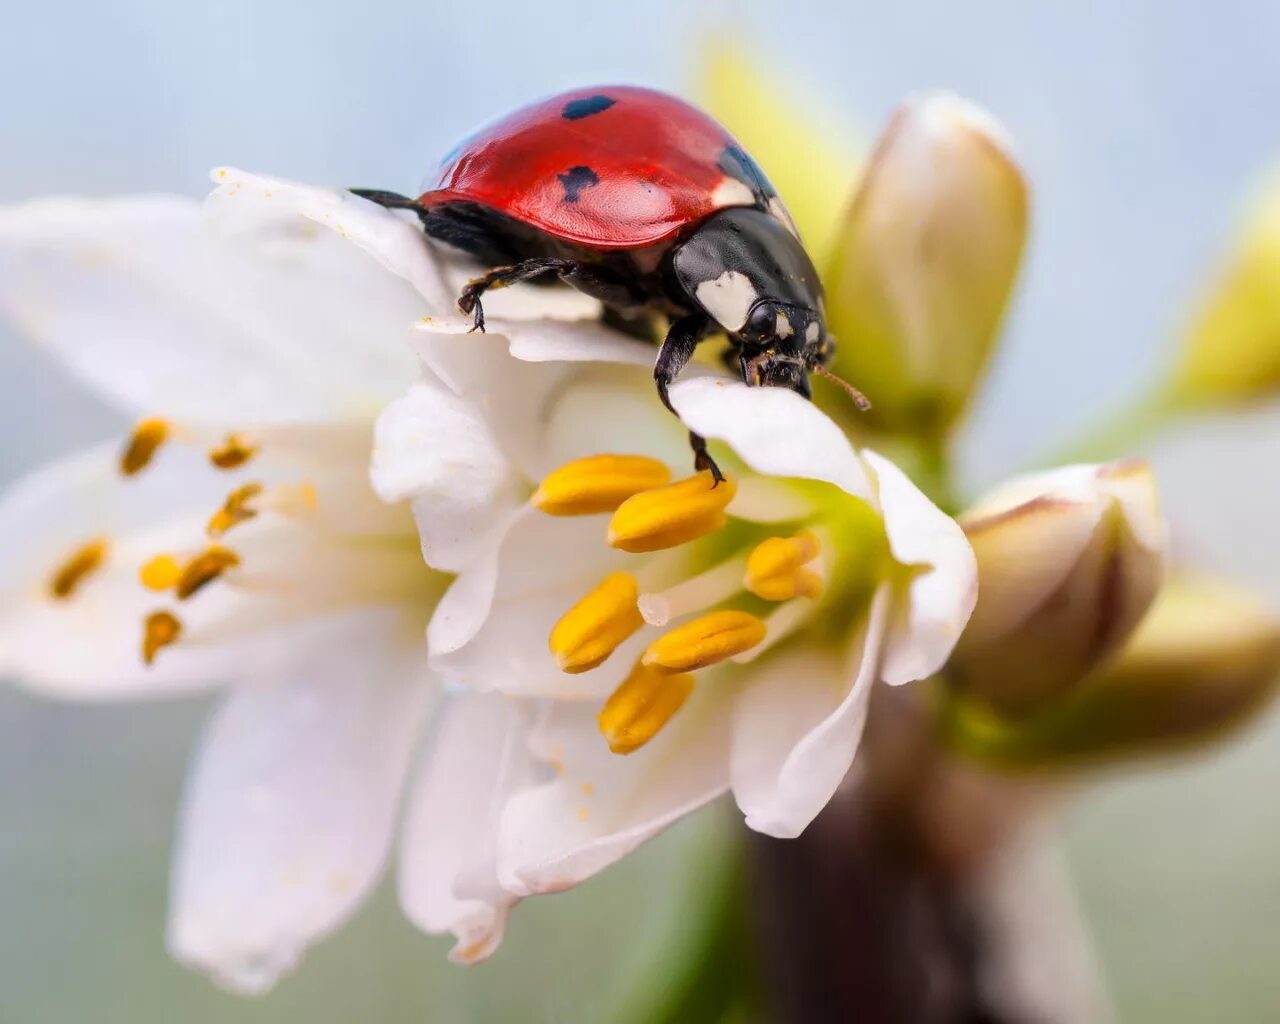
[536,453,834,755]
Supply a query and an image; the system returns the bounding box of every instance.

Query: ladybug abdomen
[418,86,773,251]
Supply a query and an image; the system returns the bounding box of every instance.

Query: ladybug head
[736,300,835,398]
[672,207,845,399]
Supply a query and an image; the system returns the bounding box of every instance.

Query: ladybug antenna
[813,364,872,412]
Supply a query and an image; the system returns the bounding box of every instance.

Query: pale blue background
[3,1,1280,1020]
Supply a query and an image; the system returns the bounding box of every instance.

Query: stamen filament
[637,557,747,627]
[608,471,737,553]
[549,572,645,673]
[533,455,671,516]
[598,660,695,755]
[642,609,767,673]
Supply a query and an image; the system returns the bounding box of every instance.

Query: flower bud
[948,575,1280,767]
[1165,174,1280,411]
[824,94,1028,439]
[949,460,1167,717]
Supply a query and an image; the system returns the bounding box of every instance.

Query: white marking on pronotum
[695,271,759,332]
[806,321,821,344]
[768,196,801,238]
[775,312,794,338]
[711,177,756,208]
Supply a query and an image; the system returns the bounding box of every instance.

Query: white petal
[864,451,978,686]
[730,588,890,838]
[410,318,658,481]
[208,166,453,311]
[0,193,418,422]
[167,608,433,994]
[670,377,874,500]
[497,694,729,896]
[371,380,522,572]
[398,691,536,964]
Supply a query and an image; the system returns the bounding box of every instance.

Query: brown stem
[746,686,1089,1024]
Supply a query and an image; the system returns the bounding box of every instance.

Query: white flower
[0,169,595,989]
[373,318,979,904]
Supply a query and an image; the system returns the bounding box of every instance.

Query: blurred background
[2,1,1278,1020]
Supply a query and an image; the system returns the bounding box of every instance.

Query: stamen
[638,557,747,627]
[208,432,260,470]
[608,471,737,554]
[142,610,182,665]
[549,572,644,673]
[48,539,109,599]
[597,659,695,755]
[745,532,824,601]
[532,454,672,516]
[120,418,171,476]
[642,609,767,673]
[139,554,182,592]
[207,482,264,536]
[175,546,241,599]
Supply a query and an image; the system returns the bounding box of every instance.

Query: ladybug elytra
[353,85,866,481]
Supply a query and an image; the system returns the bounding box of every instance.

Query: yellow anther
[642,609,767,673]
[48,538,109,599]
[207,482,264,537]
[533,454,672,516]
[745,532,824,601]
[120,418,171,476]
[607,471,737,553]
[175,546,240,599]
[597,659,695,755]
[139,554,182,592]
[142,610,182,665]
[549,572,645,673]
[208,432,260,470]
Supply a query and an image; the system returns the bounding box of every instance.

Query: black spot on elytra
[563,94,617,120]
[558,165,600,203]
[718,144,776,202]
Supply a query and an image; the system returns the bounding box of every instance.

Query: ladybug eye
[742,301,780,342]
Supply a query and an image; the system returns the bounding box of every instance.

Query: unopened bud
[949,460,1167,717]
[1166,174,1280,411]
[824,94,1028,439]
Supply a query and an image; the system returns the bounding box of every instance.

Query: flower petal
[408,321,658,483]
[497,693,729,895]
[730,587,889,838]
[398,691,537,964]
[670,377,874,500]
[371,380,522,572]
[0,192,419,422]
[208,166,453,311]
[864,451,978,685]
[167,608,433,994]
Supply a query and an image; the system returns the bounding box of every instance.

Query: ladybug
[353,85,867,481]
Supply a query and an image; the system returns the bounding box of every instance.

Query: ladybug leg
[457,257,583,333]
[654,314,725,485]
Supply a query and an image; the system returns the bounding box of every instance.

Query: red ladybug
[354,85,866,480]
